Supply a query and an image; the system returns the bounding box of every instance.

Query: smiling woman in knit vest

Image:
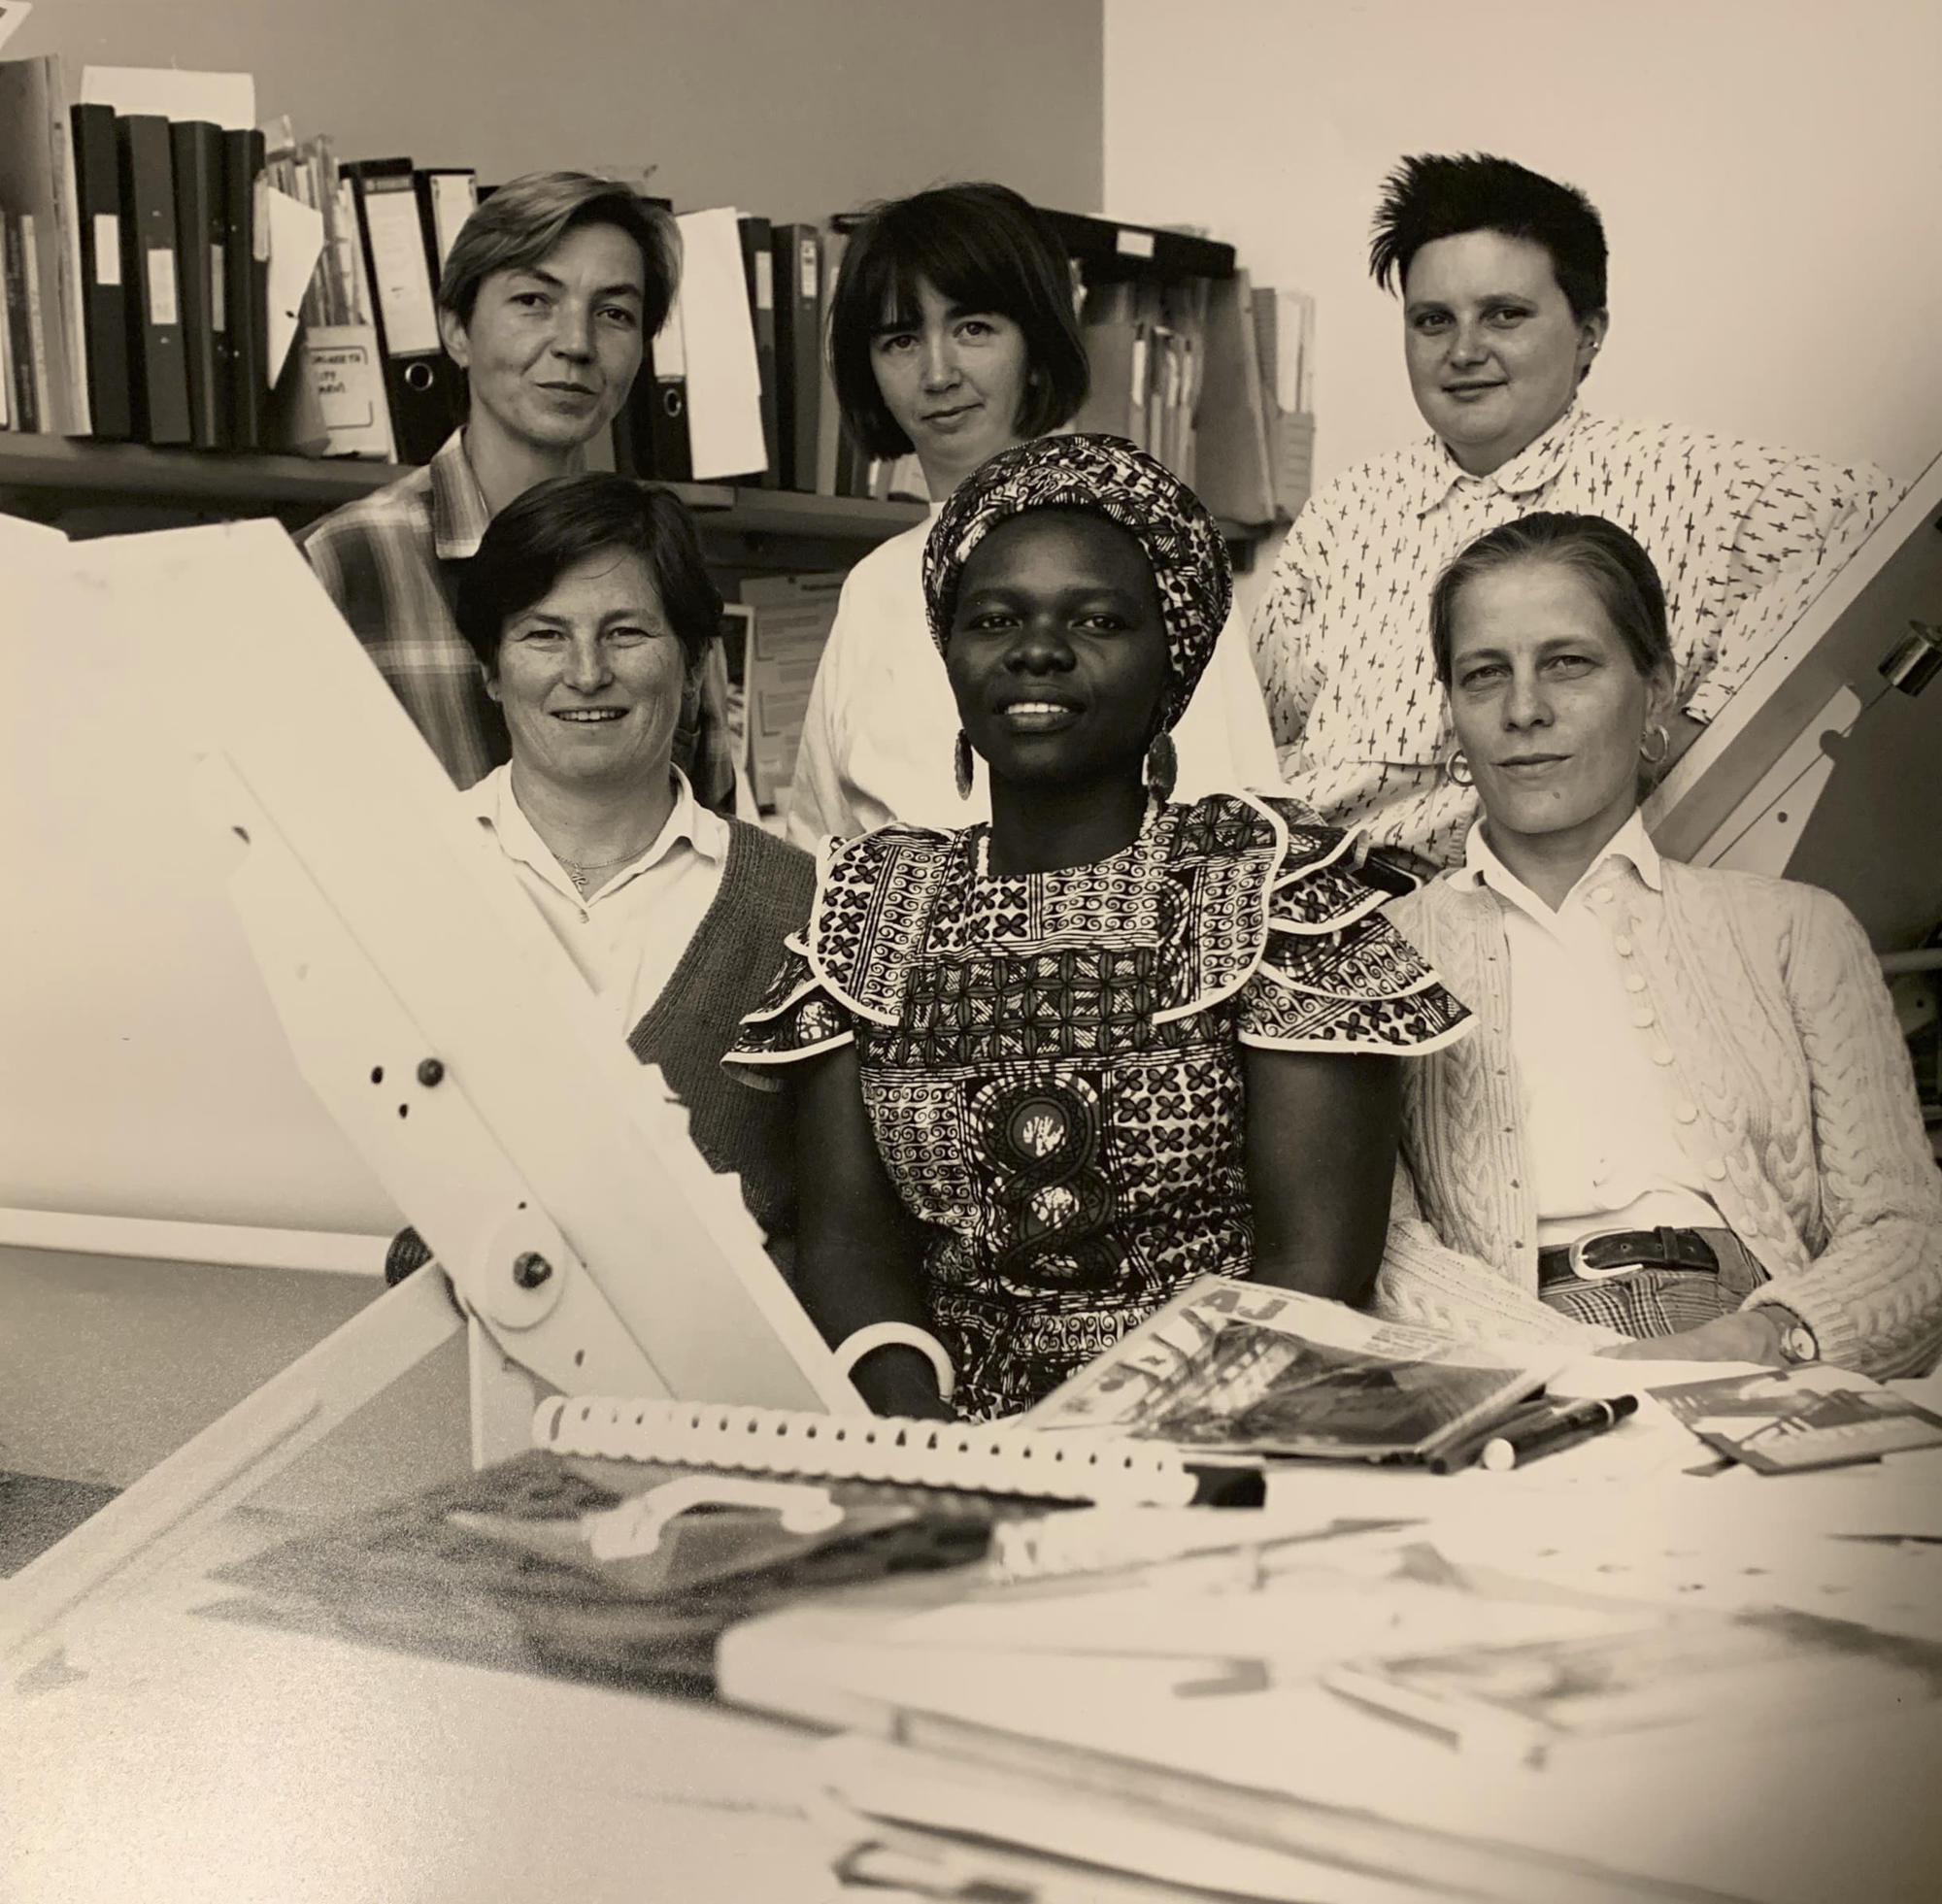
[1377,512,1942,1377]
[451,472,813,1247]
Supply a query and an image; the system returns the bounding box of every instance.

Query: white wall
[14,0,1106,218]
[1104,0,1942,497]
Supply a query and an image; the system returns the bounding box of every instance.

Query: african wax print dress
[729,790,1470,1419]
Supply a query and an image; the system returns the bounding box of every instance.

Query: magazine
[1027,1277,1559,1464]
[1652,1366,1942,1474]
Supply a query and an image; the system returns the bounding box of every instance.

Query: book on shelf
[413,164,476,286]
[670,206,765,483]
[221,126,268,451]
[771,219,821,490]
[0,225,13,426]
[735,211,781,486]
[2,211,43,431]
[344,154,462,465]
[116,113,191,446]
[169,117,225,450]
[0,54,91,436]
[68,102,131,441]
[1190,268,1275,526]
[813,225,853,496]
[1026,1275,1557,1465]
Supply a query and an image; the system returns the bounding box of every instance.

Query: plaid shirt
[299,430,738,806]
[1252,408,1899,864]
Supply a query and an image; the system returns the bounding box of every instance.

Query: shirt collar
[1455,807,1662,920]
[467,762,728,902]
[429,430,493,561]
[1409,403,1587,517]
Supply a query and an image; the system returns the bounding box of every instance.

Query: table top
[9,1366,1942,1904]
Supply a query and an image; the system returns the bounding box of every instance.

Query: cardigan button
[1651,1046,1675,1067]
[1675,1101,1699,1123]
[1624,973,1647,994]
[1630,1006,1656,1029]
[1704,1160,1727,1183]
[1614,936,1634,956]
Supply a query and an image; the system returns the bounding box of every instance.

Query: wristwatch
[1765,1305,1821,1365]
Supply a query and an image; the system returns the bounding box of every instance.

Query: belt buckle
[1564,1229,1640,1281]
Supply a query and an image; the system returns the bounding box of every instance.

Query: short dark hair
[1370,153,1608,322]
[438,171,680,339]
[454,473,720,677]
[1428,512,1672,686]
[829,182,1088,460]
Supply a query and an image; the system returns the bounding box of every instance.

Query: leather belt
[1537,1225,1723,1288]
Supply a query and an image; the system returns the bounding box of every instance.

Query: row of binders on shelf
[0,58,287,452]
[0,52,1318,528]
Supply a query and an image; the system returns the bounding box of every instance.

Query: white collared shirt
[465,764,729,1031]
[1456,813,1724,1248]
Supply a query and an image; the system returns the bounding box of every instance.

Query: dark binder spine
[2,214,36,431]
[169,119,224,450]
[68,103,131,441]
[345,155,462,465]
[221,127,267,451]
[770,223,822,491]
[115,114,191,447]
[737,214,780,487]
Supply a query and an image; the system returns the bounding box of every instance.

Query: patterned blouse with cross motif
[727,790,1471,1420]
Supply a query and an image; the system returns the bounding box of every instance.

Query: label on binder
[1115,227,1155,259]
[798,236,819,301]
[92,215,120,285]
[146,248,179,326]
[210,245,226,330]
[753,250,773,311]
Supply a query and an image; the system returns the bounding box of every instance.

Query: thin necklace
[556,842,653,895]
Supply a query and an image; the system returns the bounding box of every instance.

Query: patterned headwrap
[922,433,1232,737]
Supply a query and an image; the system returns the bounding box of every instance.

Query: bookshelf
[0,432,928,565]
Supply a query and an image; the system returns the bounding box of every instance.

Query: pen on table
[1425,1396,1560,1475]
[1480,1394,1640,1472]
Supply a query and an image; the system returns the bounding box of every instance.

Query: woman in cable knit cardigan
[1376,511,1942,1377]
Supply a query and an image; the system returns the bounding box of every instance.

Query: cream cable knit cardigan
[1376,858,1942,1377]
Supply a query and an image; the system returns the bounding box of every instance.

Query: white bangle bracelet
[834,1321,955,1404]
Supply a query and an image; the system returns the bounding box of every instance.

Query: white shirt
[1455,814,1724,1248]
[465,764,729,1032]
[1252,407,1898,863]
[784,505,1284,848]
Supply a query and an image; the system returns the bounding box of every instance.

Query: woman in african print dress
[728,436,1472,1420]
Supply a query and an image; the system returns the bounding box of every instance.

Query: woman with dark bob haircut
[451,472,815,1248]
[1378,511,1942,1376]
[787,183,1275,848]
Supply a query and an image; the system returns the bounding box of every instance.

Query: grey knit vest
[625,820,816,1240]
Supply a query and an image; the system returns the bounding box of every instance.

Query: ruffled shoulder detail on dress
[1148,790,1467,1054]
[804,822,964,1025]
[1153,789,1411,1023]
[1228,792,1473,1054]
[724,931,858,1066]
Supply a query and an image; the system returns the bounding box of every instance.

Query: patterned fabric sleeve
[723,932,857,1069]
[1235,811,1474,1055]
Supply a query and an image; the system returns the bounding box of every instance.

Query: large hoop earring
[1639,723,1670,768]
[954,729,976,801]
[1445,747,1474,788]
[1144,731,1178,804]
